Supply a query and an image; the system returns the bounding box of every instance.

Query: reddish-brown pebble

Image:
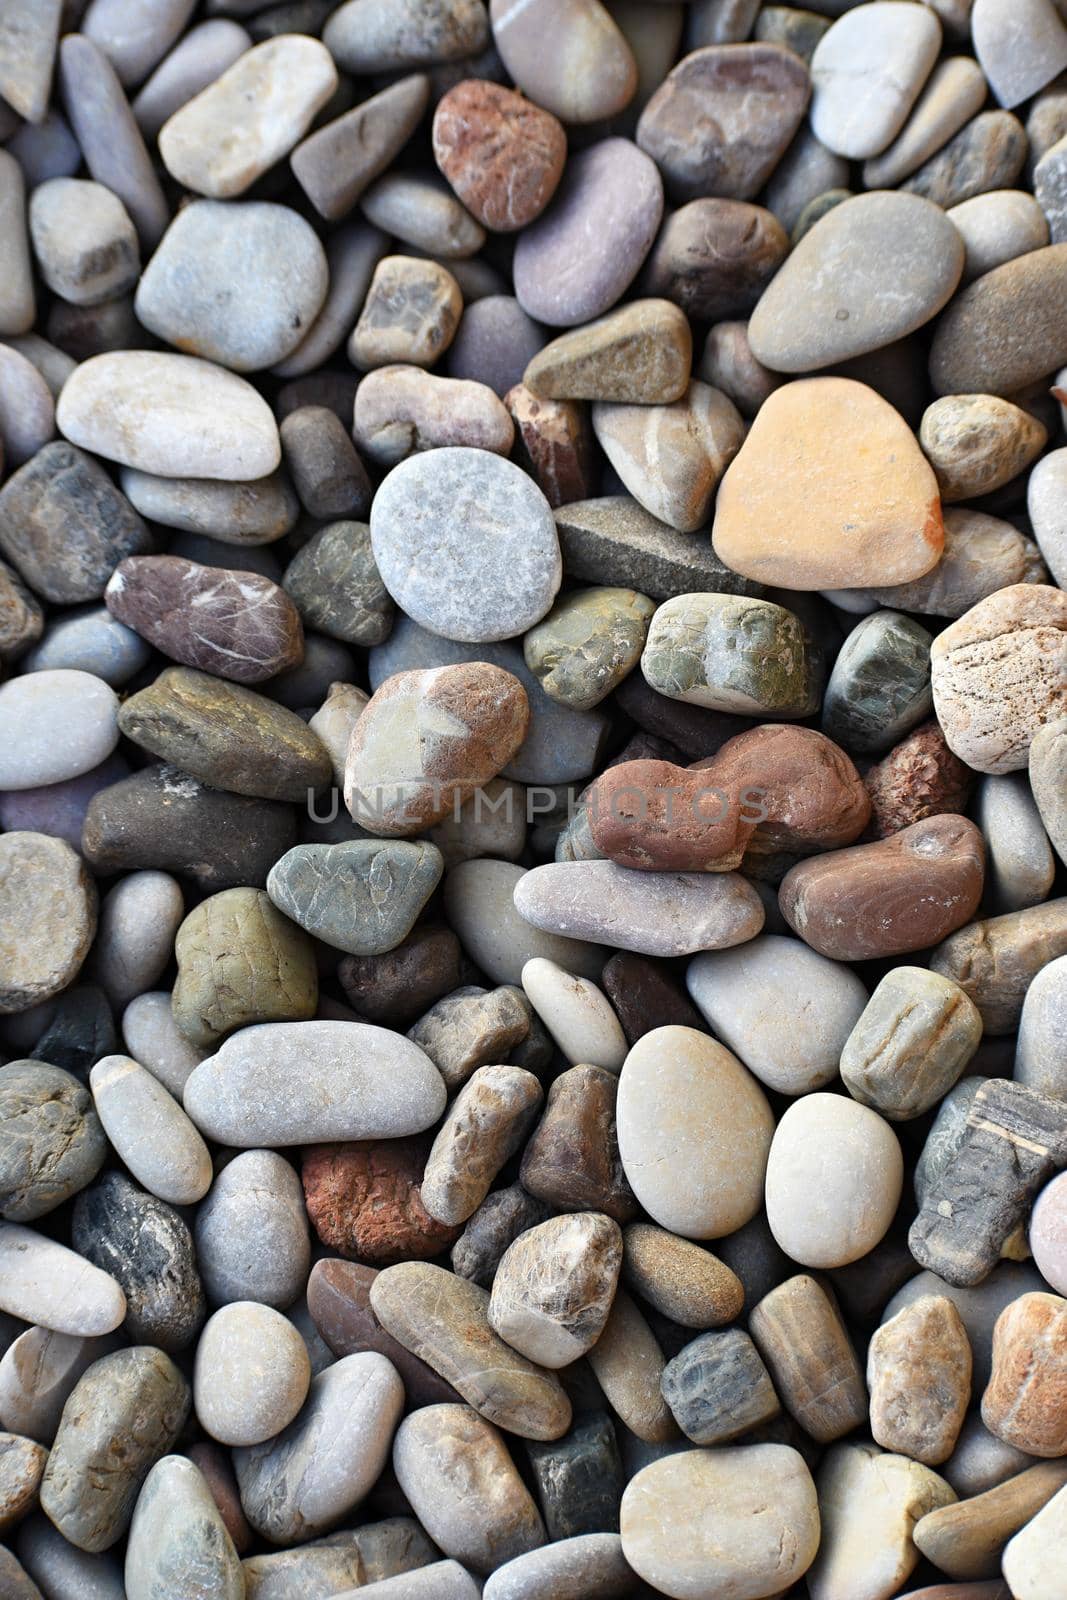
[301,1138,461,1266]
[505,384,596,509]
[982,1291,1067,1457]
[520,1063,639,1224]
[433,81,566,233]
[337,925,465,1028]
[864,719,976,838]
[779,814,985,961]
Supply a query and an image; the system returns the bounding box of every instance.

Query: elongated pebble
[0,1225,125,1337]
[90,1055,212,1206]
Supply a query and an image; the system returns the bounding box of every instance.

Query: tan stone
[622,1223,743,1328]
[524,300,691,405]
[584,1286,676,1444]
[749,1275,867,1444]
[349,257,462,371]
[420,1065,543,1228]
[931,899,1067,1034]
[593,380,744,533]
[868,1295,972,1465]
[712,376,944,589]
[920,394,1047,502]
[914,1459,1067,1581]
[982,1292,1067,1457]
[354,365,514,466]
[489,1213,621,1368]
[171,887,317,1047]
[1002,1478,1067,1600]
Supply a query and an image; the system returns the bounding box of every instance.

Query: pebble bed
[0,2,1065,1599]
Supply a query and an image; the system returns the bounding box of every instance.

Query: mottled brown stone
[601,953,703,1045]
[0,1432,47,1533]
[105,555,304,684]
[302,1139,460,1267]
[338,925,466,1029]
[930,898,1067,1034]
[432,80,566,232]
[864,719,975,838]
[909,1080,1067,1287]
[520,1064,639,1225]
[749,1274,867,1445]
[187,1441,253,1555]
[641,198,789,322]
[868,1295,972,1465]
[171,887,318,1047]
[489,1213,622,1368]
[349,256,462,371]
[505,384,595,509]
[623,1224,742,1328]
[306,1258,461,1407]
[983,1292,1067,1457]
[779,814,985,961]
[920,394,1047,504]
[903,110,1027,210]
[407,984,532,1091]
[421,1065,543,1228]
[914,1460,1067,1581]
[0,834,97,1016]
[524,300,692,406]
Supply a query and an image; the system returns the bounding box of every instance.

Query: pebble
[237,1517,437,1596]
[663,1326,780,1444]
[0,834,97,1015]
[408,983,531,1090]
[979,772,1057,912]
[0,559,42,662]
[350,257,462,372]
[525,1411,623,1541]
[520,958,627,1070]
[945,1412,1038,1497]
[0,1328,116,1445]
[490,0,635,124]
[513,139,663,328]
[698,319,780,416]
[526,302,687,408]
[194,1304,310,1448]
[1030,717,1067,871]
[0,345,51,468]
[751,192,963,373]
[24,609,149,686]
[322,0,489,70]
[603,952,705,1045]
[822,610,933,755]
[864,717,975,838]
[515,858,764,957]
[841,966,982,1121]
[616,1024,772,1238]
[637,42,810,201]
[1002,1480,1067,1600]
[555,495,760,601]
[1,1230,117,1342]
[26,981,116,1082]
[687,934,867,1095]
[645,592,819,715]
[1017,951,1067,1097]
[432,80,566,232]
[868,1295,972,1465]
[132,19,252,139]
[91,869,184,1009]
[0,670,121,793]
[268,840,441,956]
[136,200,328,373]
[72,1171,204,1353]
[593,380,744,534]
[765,1093,904,1268]
[235,1352,404,1543]
[370,1262,572,1439]
[949,189,1049,285]
[118,466,298,545]
[370,449,559,643]
[621,1444,819,1598]
[0,2,60,124]
[159,36,338,197]
[355,366,515,465]
[29,178,139,308]
[124,1454,242,1600]
[864,55,988,187]
[445,859,606,984]
[810,1,943,159]
[194,1149,309,1309]
[715,378,942,588]
[482,1534,634,1600]
[352,1564,482,1599]
[905,108,1028,211]
[306,1259,459,1405]
[489,1213,621,1367]
[521,1062,638,1224]
[0,1061,106,1222]
[921,394,1047,503]
[0,759,126,854]
[972,0,1067,107]
[89,1054,212,1205]
[184,1020,446,1145]
[930,244,1067,397]
[393,1403,546,1574]
[1029,449,1067,589]
[0,1431,47,1530]
[57,351,281,480]
[293,75,430,222]
[640,196,788,322]
[523,588,654,712]
[749,1272,868,1443]
[421,1064,543,1226]
[450,298,546,398]
[283,410,373,517]
[914,1459,1067,1582]
[586,1284,676,1442]
[982,1291,1067,1456]
[303,1136,460,1266]
[171,887,317,1046]
[361,172,485,259]
[39,1346,189,1551]
[806,1441,956,1600]
[623,1223,742,1329]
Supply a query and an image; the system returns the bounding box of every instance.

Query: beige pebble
[592,381,744,533]
[520,958,626,1072]
[1002,1478,1067,1600]
[841,966,983,1121]
[420,1065,543,1228]
[585,1285,676,1444]
[622,1223,743,1329]
[90,1054,212,1206]
[354,365,514,467]
[749,1274,868,1444]
[524,299,691,405]
[915,1458,1067,1582]
[868,1295,972,1465]
[194,1303,310,1448]
[920,393,1047,502]
[489,1212,622,1368]
[349,256,462,371]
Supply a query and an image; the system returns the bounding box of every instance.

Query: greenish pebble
[641,592,822,718]
[117,666,333,801]
[523,586,655,711]
[821,610,934,754]
[841,966,983,1121]
[282,520,394,647]
[266,840,444,956]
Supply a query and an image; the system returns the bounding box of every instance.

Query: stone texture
[305,1132,456,1267]
[749,1273,867,1444]
[0,0,61,124]
[125,1454,243,1600]
[555,496,762,600]
[864,55,988,187]
[662,1327,779,1445]
[433,80,565,231]
[764,1093,904,1269]
[194,1150,309,1310]
[322,0,488,72]
[713,377,942,589]
[293,74,430,221]
[950,188,1050,283]
[641,592,821,717]
[490,0,635,124]
[407,984,531,1090]
[57,351,281,480]
[521,1063,638,1224]
[520,958,626,1071]
[184,1020,446,1146]
[1017,951,1067,1098]
[39,1346,189,1552]
[360,172,485,257]
[921,394,1046,502]
[0,834,97,1015]
[623,1223,742,1328]
[621,1444,819,1599]
[0,1433,47,1534]
[524,588,655,712]
[354,366,514,465]
[119,465,298,544]
[999,1477,1067,1600]
[810,1,942,158]
[868,1295,972,1465]
[350,257,461,371]
[525,300,690,407]
[979,771,1056,913]
[281,409,373,521]
[525,1413,623,1542]
[930,244,1067,396]
[393,1403,546,1574]
[0,1328,116,1446]
[821,611,933,756]
[422,1065,543,1228]
[0,671,119,793]
[585,1285,675,1443]
[1031,717,1067,868]
[514,139,662,328]
[933,898,1067,1034]
[0,1061,106,1223]
[602,952,704,1046]
[267,841,442,956]
[449,297,546,398]
[370,1262,572,1440]
[369,447,559,642]
[864,719,974,838]
[488,1213,621,1368]
[171,888,317,1048]
[0,561,42,662]
[307,1258,460,1406]
[88,1054,210,1207]
[0,1225,124,1338]
[159,35,337,197]
[481,1534,634,1600]
[914,1459,1067,1581]
[593,380,744,533]
[641,197,788,322]
[841,966,982,1120]
[982,1292,1067,1456]
[24,609,149,686]
[617,1025,773,1238]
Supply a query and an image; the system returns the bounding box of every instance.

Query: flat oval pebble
[949,188,1050,283]
[432,80,566,232]
[361,172,485,259]
[765,1092,904,1268]
[810,1,943,159]
[119,466,298,544]
[183,1020,447,1146]
[56,351,282,480]
[194,1149,309,1309]
[513,139,663,328]
[370,447,561,643]
[930,243,1067,396]
[268,841,443,955]
[617,1025,774,1238]
[24,609,150,687]
[124,1454,243,1600]
[136,200,328,372]
[89,1054,212,1206]
[0,1224,125,1336]
[521,957,627,1071]
[490,0,636,125]
[748,192,963,372]
[482,1534,635,1600]
[323,0,490,71]
[0,669,118,790]
[444,859,607,985]
[515,859,764,957]
[0,833,97,1014]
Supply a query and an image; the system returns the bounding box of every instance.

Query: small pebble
[125,1454,243,1600]
[432,79,566,231]
[362,172,485,259]
[982,1291,1067,1456]
[293,74,430,222]
[89,1054,212,1206]
[749,1273,868,1444]
[521,1062,638,1224]
[593,380,744,533]
[488,1212,622,1367]
[194,1149,309,1310]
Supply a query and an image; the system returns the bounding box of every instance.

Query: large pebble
[490,0,635,124]
[268,842,442,956]
[712,377,942,588]
[810,1,942,159]
[749,193,963,372]
[90,1054,211,1206]
[621,1444,819,1599]
[821,610,933,755]
[0,834,97,1015]
[119,465,298,545]
[521,958,627,1071]
[122,991,206,1100]
[235,1352,404,1543]
[930,244,1067,397]
[868,1295,972,1465]
[0,1225,124,1337]
[972,0,1067,108]
[24,609,149,686]
[488,1213,622,1368]
[522,586,656,712]
[0,671,118,790]
[306,1258,459,1406]
[841,966,982,1120]
[171,886,317,1046]
[354,366,514,465]
[687,934,867,1095]
[521,1062,637,1224]
[136,200,328,372]
[159,36,338,197]
[920,393,1046,502]
[592,381,744,533]
[933,899,1067,1035]
[294,75,431,223]
[421,1065,542,1229]
[370,1262,572,1440]
[194,1149,309,1309]
[370,447,559,644]
[125,1454,243,1600]
[92,869,183,1008]
[617,1024,773,1237]
[302,1136,460,1267]
[0,1061,106,1222]
[1002,1479,1067,1600]
[641,591,821,716]
[982,1291,1067,1457]
[641,196,788,322]
[57,351,281,480]
[950,188,1050,283]
[978,772,1057,912]
[514,139,663,328]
